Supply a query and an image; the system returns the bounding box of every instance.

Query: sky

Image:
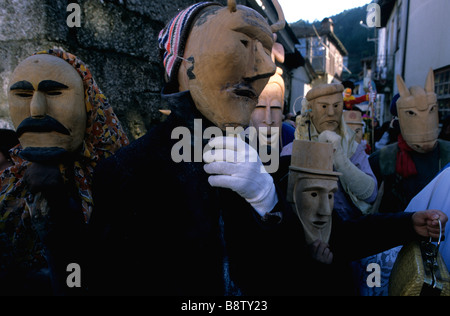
[277,0,373,23]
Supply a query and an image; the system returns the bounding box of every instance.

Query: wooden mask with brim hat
[287,140,341,245]
[343,110,364,143]
[396,69,439,153]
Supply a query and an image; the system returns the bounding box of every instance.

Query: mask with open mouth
[177,4,277,130]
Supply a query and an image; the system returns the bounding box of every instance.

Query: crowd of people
[0,0,449,297]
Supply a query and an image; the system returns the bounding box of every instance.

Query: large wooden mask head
[250,36,285,146]
[306,83,345,134]
[172,0,285,130]
[396,69,439,153]
[287,140,340,245]
[8,54,86,161]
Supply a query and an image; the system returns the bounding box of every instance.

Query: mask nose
[317,195,333,217]
[326,105,336,116]
[30,91,47,118]
[243,41,276,81]
[411,140,437,153]
[264,106,274,125]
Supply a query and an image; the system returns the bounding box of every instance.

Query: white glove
[203,136,278,217]
[318,130,375,200]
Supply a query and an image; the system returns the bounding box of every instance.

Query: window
[435,66,450,121]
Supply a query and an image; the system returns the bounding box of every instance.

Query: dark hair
[0,129,19,160]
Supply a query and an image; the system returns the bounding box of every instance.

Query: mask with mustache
[177,5,276,130]
[8,54,87,163]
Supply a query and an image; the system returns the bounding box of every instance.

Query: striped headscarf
[158,2,220,88]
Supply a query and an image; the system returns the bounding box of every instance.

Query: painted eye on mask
[240,39,249,48]
[15,92,33,98]
[328,194,333,200]
[430,105,437,113]
[47,91,63,96]
[405,110,416,116]
[311,192,318,197]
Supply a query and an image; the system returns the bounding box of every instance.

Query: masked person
[0,49,128,295]
[88,1,293,296]
[353,70,450,296]
[295,83,378,219]
[369,69,450,214]
[283,139,448,295]
[249,34,294,158]
[343,110,372,155]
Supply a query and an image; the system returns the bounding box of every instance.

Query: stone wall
[0,0,227,139]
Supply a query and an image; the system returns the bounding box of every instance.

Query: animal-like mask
[177,0,285,131]
[396,69,439,153]
[8,54,86,161]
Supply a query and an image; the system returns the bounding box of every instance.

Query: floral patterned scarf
[0,48,129,264]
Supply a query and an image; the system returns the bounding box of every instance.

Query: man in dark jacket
[370,70,450,213]
[88,1,291,296]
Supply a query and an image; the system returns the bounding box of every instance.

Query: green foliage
[332,4,376,80]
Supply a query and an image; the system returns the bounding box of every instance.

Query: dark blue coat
[87,89,292,295]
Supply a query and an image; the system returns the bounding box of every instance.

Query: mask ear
[425,68,435,93]
[396,74,410,98]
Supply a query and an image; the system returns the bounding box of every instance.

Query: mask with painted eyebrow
[8,54,86,156]
[10,80,35,91]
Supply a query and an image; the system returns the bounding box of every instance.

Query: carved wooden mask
[294,176,337,245]
[250,39,285,146]
[178,5,276,130]
[343,110,364,143]
[396,69,439,153]
[8,54,86,156]
[306,84,345,134]
[287,140,340,245]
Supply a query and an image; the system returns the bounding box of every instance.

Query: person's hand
[412,209,447,239]
[318,130,345,169]
[23,162,63,194]
[309,240,333,264]
[203,136,278,217]
[318,130,375,200]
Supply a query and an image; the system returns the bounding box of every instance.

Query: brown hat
[287,140,341,202]
[306,83,344,102]
[289,140,341,176]
[343,110,363,125]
